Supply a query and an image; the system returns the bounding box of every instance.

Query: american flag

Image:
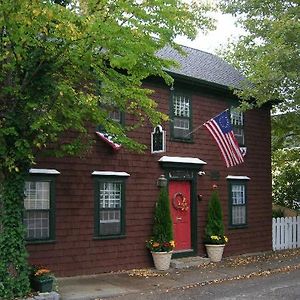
[203,110,244,168]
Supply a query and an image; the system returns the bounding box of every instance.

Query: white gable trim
[158,156,207,165]
[226,175,250,180]
[92,171,130,177]
[29,168,60,175]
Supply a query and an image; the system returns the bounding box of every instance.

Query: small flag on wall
[203,110,244,168]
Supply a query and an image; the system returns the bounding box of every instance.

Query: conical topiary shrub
[204,188,228,262]
[146,186,175,270]
[146,186,174,252]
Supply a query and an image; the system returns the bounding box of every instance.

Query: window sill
[26,239,56,245]
[228,225,248,230]
[93,235,126,240]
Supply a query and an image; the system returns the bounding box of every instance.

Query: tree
[152,187,173,248]
[204,189,226,245]
[219,0,299,113]
[272,148,300,209]
[272,111,300,151]
[0,1,213,298]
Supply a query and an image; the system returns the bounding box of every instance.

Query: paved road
[110,268,300,300]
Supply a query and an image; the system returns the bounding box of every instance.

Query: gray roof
[157,45,246,89]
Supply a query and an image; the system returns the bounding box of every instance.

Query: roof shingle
[157,45,246,89]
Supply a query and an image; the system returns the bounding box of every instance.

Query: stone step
[170,256,210,269]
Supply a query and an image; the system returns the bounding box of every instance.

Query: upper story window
[171,92,192,141]
[23,169,59,242]
[230,107,245,146]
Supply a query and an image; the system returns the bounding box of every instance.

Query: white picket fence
[272,216,300,250]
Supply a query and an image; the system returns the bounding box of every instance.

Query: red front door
[169,181,191,251]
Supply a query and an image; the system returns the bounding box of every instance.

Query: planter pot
[31,277,54,293]
[205,244,225,262]
[151,251,173,271]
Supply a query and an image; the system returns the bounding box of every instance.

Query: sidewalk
[57,249,300,300]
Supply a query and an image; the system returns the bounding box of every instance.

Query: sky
[175,12,243,54]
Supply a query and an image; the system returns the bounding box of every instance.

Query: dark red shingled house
[24,45,272,276]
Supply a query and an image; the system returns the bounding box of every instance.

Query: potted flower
[204,186,228,262]
[146,186,175,270]
[30,266,55,293]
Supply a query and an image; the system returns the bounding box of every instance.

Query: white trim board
[29,168,60,175]
[226,175,250,180]
[158,156,207,165]
[92,171,130,177]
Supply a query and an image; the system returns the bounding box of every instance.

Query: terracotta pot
[205,244,225,262]
[151,251,173,270]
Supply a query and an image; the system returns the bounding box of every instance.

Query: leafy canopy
[219,0,299,113]
[0,0,214,174]
[272,148,300,209]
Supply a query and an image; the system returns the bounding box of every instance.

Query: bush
[204,189,228,245]
[146,187,174,252]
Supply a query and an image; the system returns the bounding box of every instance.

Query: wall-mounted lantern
[157,174,167,188]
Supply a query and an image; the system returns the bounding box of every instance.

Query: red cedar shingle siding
[27,81,272,276]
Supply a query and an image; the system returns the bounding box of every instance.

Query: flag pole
[184,109,229,137]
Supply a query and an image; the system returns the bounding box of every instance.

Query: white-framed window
[151,125,166,153]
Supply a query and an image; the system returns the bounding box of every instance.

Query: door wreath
[172,192,189,212]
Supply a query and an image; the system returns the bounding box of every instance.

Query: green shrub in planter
[146,187,175,252]
[204,189,228,245]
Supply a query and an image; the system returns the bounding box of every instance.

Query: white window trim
[226,175,250,180]
[92,171,130,177]
[29,168,60,175]
[159,156,207,165]
[151,125,166,154]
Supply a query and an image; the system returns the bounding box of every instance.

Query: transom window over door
[171,92,192,141]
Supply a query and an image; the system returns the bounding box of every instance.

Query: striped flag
[203,110,244,168]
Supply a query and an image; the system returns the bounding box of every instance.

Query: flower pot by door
[205,244,225,262]
[151,251,173,271]
[32,278,54,293]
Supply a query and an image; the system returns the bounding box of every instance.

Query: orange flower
[35,268,51,277]
[170,240,175,247]
[152,242,160,248]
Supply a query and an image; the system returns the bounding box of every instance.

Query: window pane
[99,182,121,208]
[23,211,50,239]
[232,184,245,205]
[99,210,120,235]
[109,110,121,123]
[173,95,190,117]
[24,181,50,210]
[173,117,190,138]
[232,206,246,225]
[231,110,243,125]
